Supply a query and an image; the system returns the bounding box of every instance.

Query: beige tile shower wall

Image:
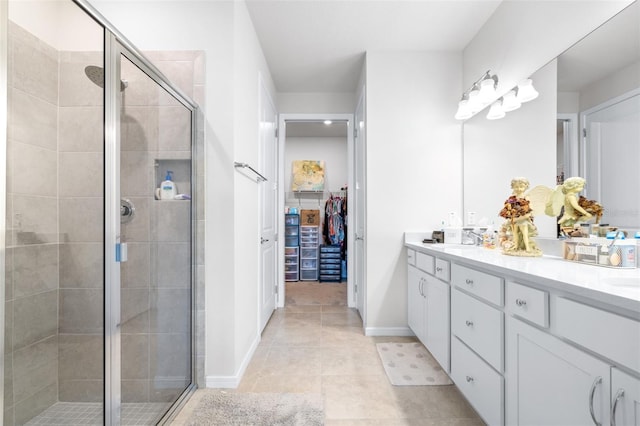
[57,50,105,403]
[5,22,59,426]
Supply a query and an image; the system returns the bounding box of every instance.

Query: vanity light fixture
[454,93,473,120]
[455,73,539,120]
[478,72,498,103]
[486,99,506,120]
[454,70,498,120]
[516,78,539,103]
[501,89,521,112]
[324,120,332,125]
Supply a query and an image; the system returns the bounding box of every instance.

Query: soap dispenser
[158,171,177,200]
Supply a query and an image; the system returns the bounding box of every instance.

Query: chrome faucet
[462,228,484,246]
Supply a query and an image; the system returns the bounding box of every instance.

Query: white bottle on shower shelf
[157,171,177,200]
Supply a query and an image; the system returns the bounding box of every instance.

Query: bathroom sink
[601,277,640,287]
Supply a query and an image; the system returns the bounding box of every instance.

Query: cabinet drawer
[506,281,549,328]
[555,297,640,374]
[416,252,434,274]
[452,264,503,306]
[451,336,503,426]
[407,248,416,266]
[435,258,450,282]
[452,288,503,372]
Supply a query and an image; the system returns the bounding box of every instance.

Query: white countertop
[404,232,640,314]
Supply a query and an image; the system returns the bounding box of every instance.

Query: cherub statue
[498,177,543,257]
[556,177,603,229]
[528,176,604,237]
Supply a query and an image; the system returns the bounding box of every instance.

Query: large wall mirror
[463,1,639,237]
[558,0,639,231]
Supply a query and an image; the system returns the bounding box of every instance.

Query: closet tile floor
[172,281,484,425]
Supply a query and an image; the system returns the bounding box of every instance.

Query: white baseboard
[364,326,414,337]
[205,334,260,389]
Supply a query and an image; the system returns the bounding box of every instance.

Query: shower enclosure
[1,0,200,424]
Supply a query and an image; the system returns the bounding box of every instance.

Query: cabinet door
[407,265,426,343]
[425,274,450,372]
[507,317,610,426]
[611,368,640,426]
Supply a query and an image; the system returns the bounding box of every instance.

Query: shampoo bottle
[159,171,177,200]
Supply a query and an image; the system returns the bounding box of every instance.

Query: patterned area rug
[376,342,453,386]
[183,390,324,425]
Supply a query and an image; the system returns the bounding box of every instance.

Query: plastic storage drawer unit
[319,245,342,282]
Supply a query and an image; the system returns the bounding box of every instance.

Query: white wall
[89,0,277,385]
[463,60,558,238]
[463,1,633,107]
[580,61,640,112]
[365,51,462,333]
[278,92,355,114]
[284,136,348,195]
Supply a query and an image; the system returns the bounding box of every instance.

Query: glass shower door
[115,48,193,425]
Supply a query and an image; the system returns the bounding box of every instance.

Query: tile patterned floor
[24,402,170,425]
[172,281,485,425]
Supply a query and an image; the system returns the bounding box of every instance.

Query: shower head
[84,65,128,91]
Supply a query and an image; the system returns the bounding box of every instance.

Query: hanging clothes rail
[234,162,267,182]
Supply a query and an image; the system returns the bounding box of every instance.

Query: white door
[506,317,610,426]
[259,77,278,332]
[424,274,450,372]
[354,91,366,321]
[583,91,640,229]
[407,265,425,343]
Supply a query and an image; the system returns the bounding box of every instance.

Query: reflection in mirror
[557,0,640,231]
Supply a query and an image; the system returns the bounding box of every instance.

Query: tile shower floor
[24,402,170,425]
[171,281,485,425]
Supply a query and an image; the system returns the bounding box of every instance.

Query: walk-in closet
[283,121,349,305]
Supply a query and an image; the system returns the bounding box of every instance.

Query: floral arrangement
[499,195,532,222]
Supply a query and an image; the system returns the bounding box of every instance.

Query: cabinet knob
[465,375,474,383]
[465,279,474,285]
[515,298,527,307]
[436,267,443,272]
[465,320,474,327]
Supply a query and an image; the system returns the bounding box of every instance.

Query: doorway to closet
[277,114,356,314]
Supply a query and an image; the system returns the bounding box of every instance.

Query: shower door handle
[116,243,128,262]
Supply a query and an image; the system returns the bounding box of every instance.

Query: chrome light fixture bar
[455,70,498,120]
[455,72,539,121]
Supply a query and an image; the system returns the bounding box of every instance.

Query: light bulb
[502,89,521,112]
[486,100,505,120]
[478,75,497,103]
[467,85,482,113]
[455,99,472,120]
[517,79,539,102]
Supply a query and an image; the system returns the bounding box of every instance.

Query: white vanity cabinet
[506,287,640,426]
[506,316,611,426]
[404,240,640,426]
[407,259,427,343]
[450,263,504,425]
[611,368,640,426]
[406,249,450,372]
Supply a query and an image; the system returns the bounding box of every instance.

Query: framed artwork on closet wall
[291,160,325,191]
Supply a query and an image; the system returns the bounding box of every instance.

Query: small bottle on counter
[598,245,609,266]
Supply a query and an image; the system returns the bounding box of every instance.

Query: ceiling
[286,120,348,137]
[245,0,503,93]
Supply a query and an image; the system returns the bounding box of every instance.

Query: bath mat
[182,390,323,425]
[376,342,453,386]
